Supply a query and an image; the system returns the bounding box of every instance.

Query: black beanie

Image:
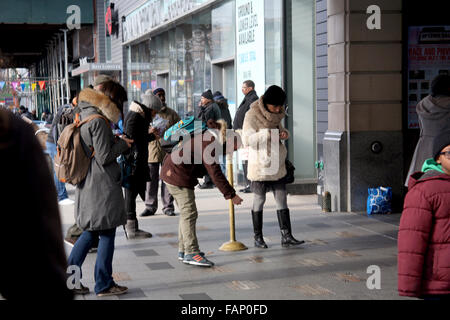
[433,129,450,160]
[263,85,286,106]
[202,90,214,100]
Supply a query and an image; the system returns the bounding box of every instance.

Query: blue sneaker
[183,253,214,267]
[178,251,205,261]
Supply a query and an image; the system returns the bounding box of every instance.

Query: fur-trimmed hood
[128,101,146,118]
[78,88,121,123]
[207,119,227,145]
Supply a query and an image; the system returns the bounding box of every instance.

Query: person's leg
[67,231,96,278]
[94,229,117,294]
[240,160,251,193]
[143,163,159,214]
[273,184,304,247]
[124,188,137,220]
[46,141,69,201]
[161,178,175,215]
[252,190,267,248]
[125,188,152,239]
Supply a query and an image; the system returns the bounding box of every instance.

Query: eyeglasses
[439,151,450,159]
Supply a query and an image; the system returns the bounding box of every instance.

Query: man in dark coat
[123,90,161,239]
[233,80,259,193]
[0,109,73,300]
[195,89,223,189]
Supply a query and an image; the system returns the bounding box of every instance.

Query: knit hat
[263,85,287,106]
[141,89,163,112]
[213,91,225,101]
[202,90,214,100]
[433,129,450,160]
[93,74,113,87]
[153,88,165,95]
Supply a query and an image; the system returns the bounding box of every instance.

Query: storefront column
[324,0,403,212]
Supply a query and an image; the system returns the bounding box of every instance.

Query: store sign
[122,0,208,43]
[235,0,265,104]
[407,26,450,129]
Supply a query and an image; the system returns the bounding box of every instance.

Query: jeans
[45,141,68,201]
[68,229,116,294]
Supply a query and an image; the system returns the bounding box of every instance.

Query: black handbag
[283,159,295,184]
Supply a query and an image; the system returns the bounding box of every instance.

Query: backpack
[162,116,207,153]
[54,113,108,185]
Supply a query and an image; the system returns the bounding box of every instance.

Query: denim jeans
[68,229,116,294]
[45,141,68,201]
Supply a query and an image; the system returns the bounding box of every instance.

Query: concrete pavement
[55,183,409,301]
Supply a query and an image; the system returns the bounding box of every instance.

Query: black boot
[277,209,304,248]
[251,210,268,248]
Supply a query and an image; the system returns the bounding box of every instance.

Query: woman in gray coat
[68,81,133,297]
[406,75,450,186]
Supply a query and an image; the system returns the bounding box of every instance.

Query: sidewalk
[57,184,407,300]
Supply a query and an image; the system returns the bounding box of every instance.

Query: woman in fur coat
[242,85,304,249]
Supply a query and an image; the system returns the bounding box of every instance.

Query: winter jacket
[148,105,180,163]
[123,101,156,190]
[75,88,130,231]
[242,96,289,182]
[160,120,236,200]
[216,99,233,129]
[195,101,222,123]
[405,95,450,186]
[47,104,72,144]
[233,90,259,130]
[0,109,72,300]
[398,159,450,298]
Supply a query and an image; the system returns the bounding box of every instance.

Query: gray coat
[74,88,130,231]
[406,95,450,186]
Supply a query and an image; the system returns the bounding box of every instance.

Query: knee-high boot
[251,210,268,248]
[276,209,304,247]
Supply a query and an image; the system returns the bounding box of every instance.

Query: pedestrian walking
[405,74,450,186]
[398,129,450,300]
[0,108,72,300]
[67,81,132,297]
[195,89,222,189]
[161,119,243,267]
[213,91,233,175]
[233,80,259,193]
[123,90,161,238]
[242,85,304,249]
[141,88,180,217]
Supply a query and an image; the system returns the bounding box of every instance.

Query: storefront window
[265,0,283,87]
[128,40,151,102]
[211,0,235,61]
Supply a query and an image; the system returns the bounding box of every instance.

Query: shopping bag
[367,187,392,215]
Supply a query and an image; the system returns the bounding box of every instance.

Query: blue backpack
[163,116,207,142]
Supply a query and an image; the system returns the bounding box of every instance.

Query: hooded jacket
[405,95,450,186]
[242,96,289,182]
[160,120,236,200]
[398,159,450,298]
[75,88,130,231]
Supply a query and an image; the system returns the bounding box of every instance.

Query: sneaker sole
[97,289,128,297]
[64,239,75,247]
[183,260,214,267]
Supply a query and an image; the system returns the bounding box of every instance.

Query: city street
[57,184,408,301]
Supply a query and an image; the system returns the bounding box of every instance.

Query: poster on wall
[408,26,450,129]
[236,0,265,105]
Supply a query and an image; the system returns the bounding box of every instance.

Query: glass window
[265,0,283,87]
[211,0,236,60]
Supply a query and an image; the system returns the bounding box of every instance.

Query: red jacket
[398,170,450,297]
[161,131,236,200]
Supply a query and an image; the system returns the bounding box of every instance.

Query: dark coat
[195,101,222,123]
[160,123,236,200]
[0,109,72,300]
[216,99,233,129]
[75,88,130,231]
[123,101,156,191]
[398,170,450,297]
[233,90,259,130]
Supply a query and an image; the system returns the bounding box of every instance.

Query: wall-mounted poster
[236,0,265,105]
[408,26,450,129]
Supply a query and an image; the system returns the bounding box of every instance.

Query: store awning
[71,63,122,77]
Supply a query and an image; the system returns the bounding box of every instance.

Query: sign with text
[407,26,450,129]
[235,0,265,105]
[122,0,209,43]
